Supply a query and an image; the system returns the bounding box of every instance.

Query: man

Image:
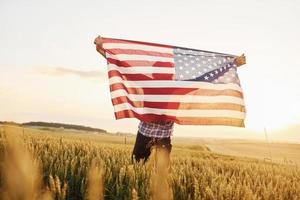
[94,36,246,163]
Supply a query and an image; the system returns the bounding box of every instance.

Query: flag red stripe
[114,110,244,127]
[108,70,174,81]
[176,116,245,127]
[102,37,174,48]
[114,110,176,121]
[107,58,174,68]
[111,96,246,111]
[110,83,243,98]
[107,49,173,58]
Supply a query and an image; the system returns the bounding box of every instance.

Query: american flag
[101,37,246,127]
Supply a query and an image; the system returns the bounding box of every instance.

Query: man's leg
[132,131,152,162]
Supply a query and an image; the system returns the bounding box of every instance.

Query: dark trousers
[132,131,172,163]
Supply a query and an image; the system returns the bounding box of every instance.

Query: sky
[1,0,300,142]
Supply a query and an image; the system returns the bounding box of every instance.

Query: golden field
[0,125,300,200]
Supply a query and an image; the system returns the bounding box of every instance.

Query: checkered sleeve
[138,121,174,138]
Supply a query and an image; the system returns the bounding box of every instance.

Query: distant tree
[22,121,107,133]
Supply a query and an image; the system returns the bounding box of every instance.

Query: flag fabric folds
[101,37,246,127]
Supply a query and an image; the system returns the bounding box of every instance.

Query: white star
[218,60,222,64]
[220,68,223,72]
[190,60,195,64]
[204,76,209,80]
[210,73,214,77]
[208,65,213,69]
[179,66,183,70]
[180,74,184,78]
[215,70,218,74]
[185,70,189,74]
[184,57,188,60]
[178,59,183,63]
[192,75,196,79]
[177,54,182,57]
[203,68,208,72]
[196,57,200,61]
[184,63,189,66]
[198,71,201,74]
[208,58,212,62]
[213,63,217,66]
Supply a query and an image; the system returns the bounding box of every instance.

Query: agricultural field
[0,125,300,200]
[205,139,300,165]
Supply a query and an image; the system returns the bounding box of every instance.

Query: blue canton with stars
[174,47,240,84]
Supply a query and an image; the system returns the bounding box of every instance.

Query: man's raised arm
[94,36,106,58]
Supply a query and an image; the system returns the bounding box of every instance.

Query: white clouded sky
[1,0,300,141]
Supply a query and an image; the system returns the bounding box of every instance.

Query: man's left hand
[234,54,246,67]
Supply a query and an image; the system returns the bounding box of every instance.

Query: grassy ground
[0,125,300,200]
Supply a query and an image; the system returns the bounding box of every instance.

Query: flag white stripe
[107,54,174,62]
[111,89,244,105]
[108,64,175,74]
[109,77,243,92]
[103,43,173,54]
[114,103,245,119]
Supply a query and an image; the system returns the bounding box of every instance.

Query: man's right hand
[94,36,106,58]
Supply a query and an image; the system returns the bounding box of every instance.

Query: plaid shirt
[138,121,174,138]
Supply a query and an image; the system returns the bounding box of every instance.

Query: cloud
[39,67,106,80]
